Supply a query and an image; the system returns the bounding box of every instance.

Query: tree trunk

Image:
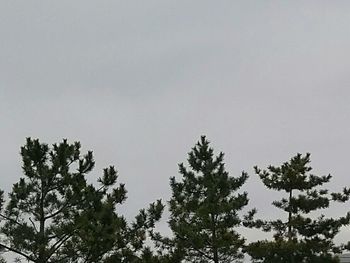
[213,249,219,263]
[288,189,294,263]
[211,213,219,263]
[38,178,46,263]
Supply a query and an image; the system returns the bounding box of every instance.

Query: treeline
[0,136,349,263]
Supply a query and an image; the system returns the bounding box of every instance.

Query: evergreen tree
[158,136,254,263]
[0,190,5,263]
[0,138,163,263]
[246,153,350,263]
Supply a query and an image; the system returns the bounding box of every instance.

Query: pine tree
[0,190,5,263]
[246,153,350,263]
[0,138,163,263]
[159,136,254,263]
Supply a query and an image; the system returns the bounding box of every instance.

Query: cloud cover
[1,1,350,256]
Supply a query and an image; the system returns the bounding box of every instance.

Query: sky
[1,0,350,260]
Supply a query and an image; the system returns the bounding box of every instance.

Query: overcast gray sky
[1,0,350,259]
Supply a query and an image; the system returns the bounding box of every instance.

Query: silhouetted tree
[154,136,254,263]
[246,153,350,263]
[0,138,163,263]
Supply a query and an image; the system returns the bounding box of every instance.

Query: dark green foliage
[2,137,350,263]
[246,153,350,263]
[157,136,253,263]
[0,138,164,263]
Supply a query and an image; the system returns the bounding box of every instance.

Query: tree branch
[0,243,35,262]
[28,217,38,233]
[0,213,24,227]
[46,233,74,262]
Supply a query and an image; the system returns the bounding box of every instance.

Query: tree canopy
[153,136,254,263]
[246,153,350,263]
[0,138,163,263]
[1,138,350,263]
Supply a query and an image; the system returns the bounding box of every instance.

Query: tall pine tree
[159,136,254,263]
[0,138,163,263]
[246,153,350,263]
